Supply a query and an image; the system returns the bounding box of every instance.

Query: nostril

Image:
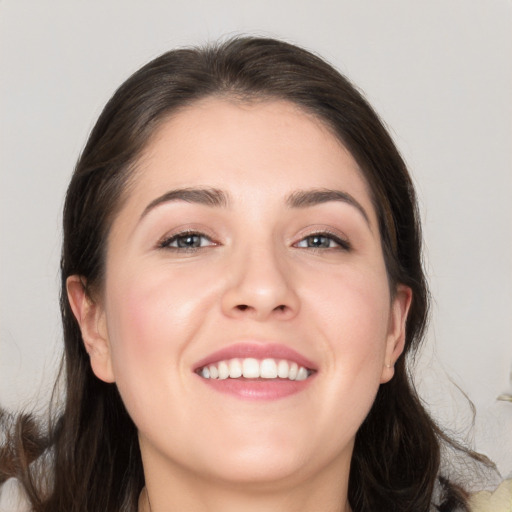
[230,303,294,317]
[235,304,287,312]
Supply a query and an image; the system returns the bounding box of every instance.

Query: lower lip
[197,376,315,400]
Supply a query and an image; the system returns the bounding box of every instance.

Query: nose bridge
[222,233,299,320]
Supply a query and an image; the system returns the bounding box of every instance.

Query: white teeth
[218,361,229,380]
[277,360,289,378]
[208,364,219,379]
[228,358,242,378]
[242,358,260,379]
[260,358,278,379]
[288,362,298,380]
[198,357,312,381]
[296,366,308,381]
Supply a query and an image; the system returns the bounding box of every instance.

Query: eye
[159,231,215,251]
[295,233,350,250]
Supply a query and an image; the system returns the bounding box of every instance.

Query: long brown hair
[1,36,481,511]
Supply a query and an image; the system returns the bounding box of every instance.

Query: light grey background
[1,1,511,475]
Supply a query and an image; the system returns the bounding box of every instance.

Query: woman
[0,36,493,511]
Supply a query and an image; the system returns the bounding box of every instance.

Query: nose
[221,243,300,321]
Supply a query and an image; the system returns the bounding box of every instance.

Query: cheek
[305,264,390,404]
[310,262,391,348]
[103,263,218,382]
[101,263,221,434]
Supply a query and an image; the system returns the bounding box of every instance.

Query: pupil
[177,235,200,248]
[308,236,329,248]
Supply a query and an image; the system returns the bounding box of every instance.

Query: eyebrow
[140,186,370,227]
[140,187,228,219]
[286,188,370,226]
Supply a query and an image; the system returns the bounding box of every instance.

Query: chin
[190,430,350,490]
[199,451,314,488]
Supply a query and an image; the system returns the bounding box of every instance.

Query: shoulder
[0,478,32,512]
[468,479,512,512]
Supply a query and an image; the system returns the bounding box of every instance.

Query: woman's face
[70,98,410,490]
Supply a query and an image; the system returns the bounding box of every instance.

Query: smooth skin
[67,98,411,512]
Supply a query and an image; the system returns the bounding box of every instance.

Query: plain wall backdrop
[1,0,511,475]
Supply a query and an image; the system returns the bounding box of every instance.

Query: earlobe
[66,275,115,383]
[380,284,413,384]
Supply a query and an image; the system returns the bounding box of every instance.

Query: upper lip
[193,342,317,371]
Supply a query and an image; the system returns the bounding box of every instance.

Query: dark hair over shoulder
[0,36,488,512]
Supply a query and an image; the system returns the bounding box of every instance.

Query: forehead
[125,97,376,221]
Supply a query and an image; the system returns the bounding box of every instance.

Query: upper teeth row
[199,358,310,381]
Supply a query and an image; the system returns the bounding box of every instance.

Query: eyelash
[158,231,216,251]
[293,231,351,251]
[158,230,350,252]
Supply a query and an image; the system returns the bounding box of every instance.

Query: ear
[380,284,412,384]
[66,275,115,383]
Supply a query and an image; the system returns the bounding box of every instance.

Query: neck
[139,484,352,512]
[138,453,353,512]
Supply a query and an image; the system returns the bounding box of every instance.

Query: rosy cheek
[314,269,389,360]
[104,278,175,416]
[107,265,214,360]
[104,276,165,368]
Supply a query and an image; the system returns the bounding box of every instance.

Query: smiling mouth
[196,357,314,381]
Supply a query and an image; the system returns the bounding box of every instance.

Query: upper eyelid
[295,232,351,249]
[293,227,350,243]
[157,230,216,248]
[155,226,351,249]
[158,225,216,240]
